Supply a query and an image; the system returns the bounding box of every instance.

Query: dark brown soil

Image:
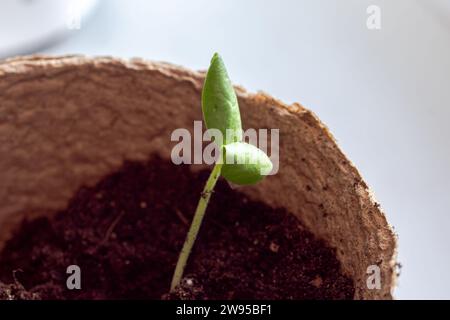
[0,156,354,300]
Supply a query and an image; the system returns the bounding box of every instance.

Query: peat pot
[0,56,397,300]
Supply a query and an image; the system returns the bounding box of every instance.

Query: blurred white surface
[0,0,98,57]
[8,0,450,299]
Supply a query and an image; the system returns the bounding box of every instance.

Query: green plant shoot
[170,53,273,292]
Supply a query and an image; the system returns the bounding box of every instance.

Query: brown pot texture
[0,56,396,299]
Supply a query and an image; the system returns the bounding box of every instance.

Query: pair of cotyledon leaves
[202,53,273,185]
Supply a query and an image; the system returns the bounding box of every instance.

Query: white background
[2,0,450,299]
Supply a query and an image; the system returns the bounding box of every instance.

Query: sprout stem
[170,161,223,292]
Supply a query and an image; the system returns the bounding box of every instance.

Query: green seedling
[170,53,273,292]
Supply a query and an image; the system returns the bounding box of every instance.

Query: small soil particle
[310,276,324,288]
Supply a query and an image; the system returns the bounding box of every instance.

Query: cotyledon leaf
[221,142,273,185]
[202,53,242,146]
